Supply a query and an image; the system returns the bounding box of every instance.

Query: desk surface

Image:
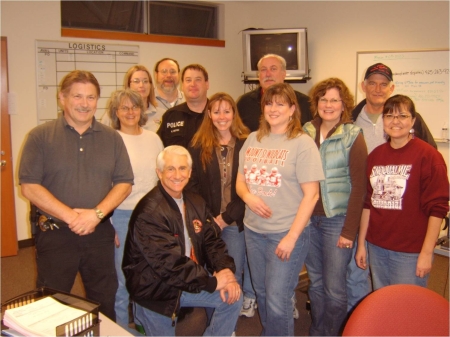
[99,313,134,336]
[434,245,449,257]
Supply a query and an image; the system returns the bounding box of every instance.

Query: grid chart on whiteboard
[36,40,139,122]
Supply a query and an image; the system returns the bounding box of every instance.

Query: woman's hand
[337,235,353,249]
[355,244,367,270]
[416,251,433,278]
[244,193,272,219]
[275,233,297,261]
[214,214,228,230]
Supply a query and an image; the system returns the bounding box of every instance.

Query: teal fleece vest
[303,123,362,217]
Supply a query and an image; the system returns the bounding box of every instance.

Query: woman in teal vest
[304,78,368,336]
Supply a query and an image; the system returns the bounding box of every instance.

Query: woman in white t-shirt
[107,88,163,334]
[236,83,324,336]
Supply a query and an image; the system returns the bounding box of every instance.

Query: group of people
[18,52,448,337]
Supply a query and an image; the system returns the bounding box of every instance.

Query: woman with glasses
[356,94,448,290]
[107,88,164,334]
[303,78,368,336]
[236,83,324,336]
[187,92,254,326]
[102,65,160,132]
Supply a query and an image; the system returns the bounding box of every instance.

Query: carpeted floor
[1,246,312,336]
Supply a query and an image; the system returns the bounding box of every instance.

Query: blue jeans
[134,290,243,336]
[368,242,429,290]
[245,226,309,336]
[112,209,140,335]
[221,226,255,300]
[346,236,370,312]
[305,215,352,336]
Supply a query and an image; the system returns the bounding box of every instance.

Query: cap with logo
[364,63,393,81]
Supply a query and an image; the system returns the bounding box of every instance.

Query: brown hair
[191,92,249,170]
[123,65,157,108]
[107,88,148,130]
[59,70,100,97]
[154,57,181,73]
[309,77,355,123]
[181,64,209,82]
[257,83,303,141]
[382,94,417,119]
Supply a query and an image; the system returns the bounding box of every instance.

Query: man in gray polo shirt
[19,70,133,321]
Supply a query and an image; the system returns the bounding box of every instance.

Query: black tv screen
[250,33,299,71]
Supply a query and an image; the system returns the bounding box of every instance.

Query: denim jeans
[245,226,309,336]
[346,237,370,312]
[134,290,243,336]
[221,226,255,300]
[305,215,352,336]
[112,209,141,335]
[368,242,429,290]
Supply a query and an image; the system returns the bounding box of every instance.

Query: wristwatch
[95,208,105,220]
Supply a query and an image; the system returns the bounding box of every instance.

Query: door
[1,36,18,257]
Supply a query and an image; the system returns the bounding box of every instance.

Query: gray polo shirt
[19,116,134,212]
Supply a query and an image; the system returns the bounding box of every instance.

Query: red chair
[343,284,449,336]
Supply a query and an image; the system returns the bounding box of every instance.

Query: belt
[37,214,67,232]
[36,211,112,232]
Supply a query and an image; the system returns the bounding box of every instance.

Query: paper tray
[1,287,100,336]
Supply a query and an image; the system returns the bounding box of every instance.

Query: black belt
[36,211,112,232]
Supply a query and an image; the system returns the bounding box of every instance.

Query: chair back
[343,284,449,336]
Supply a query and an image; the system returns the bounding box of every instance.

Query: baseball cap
[364,63,393,81]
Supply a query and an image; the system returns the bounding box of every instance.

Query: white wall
[2,1,449,240]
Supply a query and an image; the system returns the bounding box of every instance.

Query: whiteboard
[356,50,449,140]
[36,40,139,122]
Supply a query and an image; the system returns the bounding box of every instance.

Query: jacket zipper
[172,290,181,327]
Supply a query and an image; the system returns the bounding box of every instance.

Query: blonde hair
[123,65,157,108]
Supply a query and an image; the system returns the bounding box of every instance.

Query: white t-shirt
[117,129,164,210]
[239,132,324,233]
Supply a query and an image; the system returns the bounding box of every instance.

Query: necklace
[220,145,229,181]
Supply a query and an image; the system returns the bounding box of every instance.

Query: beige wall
[2,1,449,240]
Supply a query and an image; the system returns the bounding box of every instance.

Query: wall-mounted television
[242,28,310,82]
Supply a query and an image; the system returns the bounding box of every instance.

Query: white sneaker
[292,295,299,319]
[240,296,256,317]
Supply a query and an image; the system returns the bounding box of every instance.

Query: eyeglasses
[158,69,178,75]
[318,98,342,105]
[131,79,150,85]
[383,114,412,121]
[119,105,140,113]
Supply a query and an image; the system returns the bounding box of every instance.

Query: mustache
[76,108,92,113]
[263,77,275,82]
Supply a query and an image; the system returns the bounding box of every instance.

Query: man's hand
[220,281,241,304]
[69,208,101,236]
[214,269,237,291]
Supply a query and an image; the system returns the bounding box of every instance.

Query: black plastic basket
[1,287,100,336]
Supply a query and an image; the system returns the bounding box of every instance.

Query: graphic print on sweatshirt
[369,164,412,210]
[244,146,290,197]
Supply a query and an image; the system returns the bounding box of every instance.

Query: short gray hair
[156,145,192,171]
[257,54,286,71]
[107,88,148,130]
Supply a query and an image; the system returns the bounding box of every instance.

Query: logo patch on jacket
[192,219,203,233]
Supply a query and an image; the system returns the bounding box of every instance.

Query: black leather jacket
[122,181,235,319]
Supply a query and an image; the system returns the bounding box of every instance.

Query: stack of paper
[3,296,91,336]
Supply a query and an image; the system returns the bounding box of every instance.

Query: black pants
[34,220,118,320]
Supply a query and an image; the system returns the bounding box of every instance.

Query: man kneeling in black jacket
[123,145,242,336]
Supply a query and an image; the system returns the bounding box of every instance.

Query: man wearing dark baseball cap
[352,62,436,152]
[347,62,437,316]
